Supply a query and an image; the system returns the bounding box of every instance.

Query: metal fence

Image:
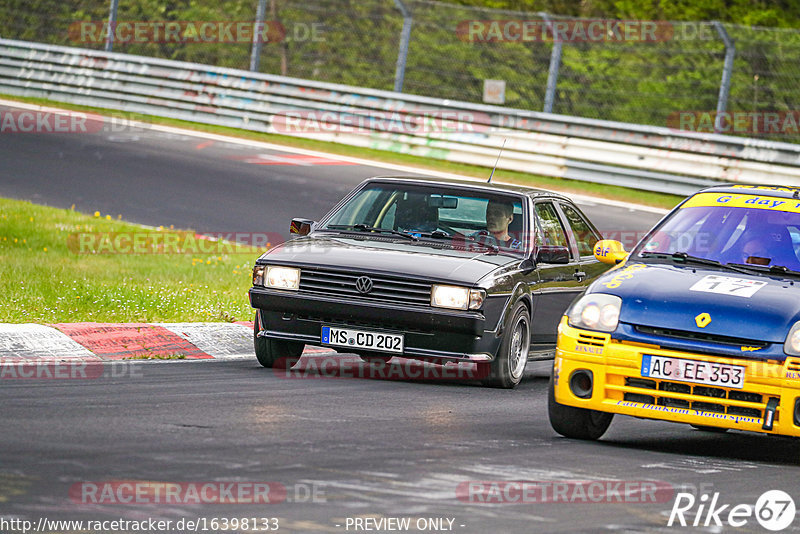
[3,0,800,143]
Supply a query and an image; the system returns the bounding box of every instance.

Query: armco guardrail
[2,39,799,196]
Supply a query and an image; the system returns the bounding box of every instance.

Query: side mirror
[536,245,570,264]
[594,239,628,265]
[290,218,315,236]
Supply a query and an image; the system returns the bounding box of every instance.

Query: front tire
[481,301,530,389]
[548,373,613,440]
[253,312,304,369]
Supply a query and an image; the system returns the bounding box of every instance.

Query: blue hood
[593,262,800,344]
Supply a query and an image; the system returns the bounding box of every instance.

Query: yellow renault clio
[550,185,800,439]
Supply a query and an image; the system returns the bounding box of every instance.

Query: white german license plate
[641,354,745,389]
[321,326,404,354]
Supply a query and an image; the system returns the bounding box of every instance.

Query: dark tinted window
[534,202,568,249]
[561,203,599,257]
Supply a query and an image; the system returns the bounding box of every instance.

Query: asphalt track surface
[1,104,799,533]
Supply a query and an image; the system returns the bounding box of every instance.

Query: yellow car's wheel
[548,373,613,440]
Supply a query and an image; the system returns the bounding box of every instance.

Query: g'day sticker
[689,275,767,298]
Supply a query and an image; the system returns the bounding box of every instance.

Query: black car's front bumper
[249,287,507,361]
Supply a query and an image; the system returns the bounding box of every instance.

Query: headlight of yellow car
[568,293,621,333]
[784,321,800,356]
[265,266,300,290]
[431,284,485,310]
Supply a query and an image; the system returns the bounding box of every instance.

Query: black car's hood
[258,234,521,284]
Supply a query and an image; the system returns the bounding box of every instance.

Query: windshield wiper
[427,230,505,253]
[325,224,418,241]
[462,236,499,253]
[410,230,501,253]
[640,251,752,275]
[726,262,800,279]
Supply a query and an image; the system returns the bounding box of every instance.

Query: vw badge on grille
[355,276,373,294]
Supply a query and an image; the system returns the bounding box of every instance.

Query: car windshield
[321,183,526,251]
[632,192,800,271]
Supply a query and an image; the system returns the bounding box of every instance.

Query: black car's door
[530,200,585,344]
[557,201,607,286]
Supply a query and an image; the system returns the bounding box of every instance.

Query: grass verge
[1,94,682,210]
[0,197,259,323]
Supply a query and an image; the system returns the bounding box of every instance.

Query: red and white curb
[0,322,333,363]
[0,322,254,362]
[0,324,101,362]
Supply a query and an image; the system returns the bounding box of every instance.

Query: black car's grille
[299,269,432,306]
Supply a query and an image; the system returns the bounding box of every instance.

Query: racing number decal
[689,275,767,298]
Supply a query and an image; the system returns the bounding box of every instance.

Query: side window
[560,203,600,257]
[534,202,569,249]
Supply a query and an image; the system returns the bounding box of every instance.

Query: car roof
[364,175,571,201]
[699,183,800,199]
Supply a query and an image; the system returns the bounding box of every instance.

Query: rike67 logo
[669,490,796,531]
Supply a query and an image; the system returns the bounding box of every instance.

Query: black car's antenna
[487,139,507,183]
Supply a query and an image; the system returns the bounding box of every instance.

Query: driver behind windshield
[472,199,522,250]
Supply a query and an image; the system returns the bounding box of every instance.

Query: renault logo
[695,312,712,328]
[355,276,373,294]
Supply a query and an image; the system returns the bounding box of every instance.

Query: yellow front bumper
[553,318,800,437]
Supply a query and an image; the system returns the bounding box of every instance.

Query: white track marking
[156,323,253,359]
[0,324,99,361]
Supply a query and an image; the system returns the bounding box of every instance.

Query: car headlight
[431,285,485,310]
[252,265,265,286]
[784,321,800,356]
[265,266,300,290]
[568,293,622,333]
